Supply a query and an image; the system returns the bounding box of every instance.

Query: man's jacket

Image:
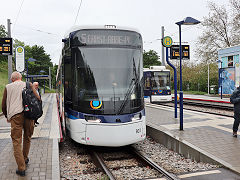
[230,87,240,111]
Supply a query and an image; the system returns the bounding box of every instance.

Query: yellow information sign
[162,36,173,48]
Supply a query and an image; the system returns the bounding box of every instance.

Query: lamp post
[26,58,36,81]
[176,17,200,130]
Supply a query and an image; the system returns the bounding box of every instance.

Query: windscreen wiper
[117,78,136,115]
[117,57,139,115]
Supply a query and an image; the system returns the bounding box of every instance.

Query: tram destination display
[170,45,190,60]
[0,38,12,55]
[72,30,142,47]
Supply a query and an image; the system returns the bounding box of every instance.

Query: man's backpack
[22,82,43,120]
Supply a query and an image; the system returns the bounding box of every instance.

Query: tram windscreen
[151,71,170,90]
[71,29,144,115]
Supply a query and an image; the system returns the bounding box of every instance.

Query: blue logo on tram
[90,101,102,109]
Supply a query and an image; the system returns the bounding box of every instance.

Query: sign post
[15,46,25,72]
[162,36,177,118]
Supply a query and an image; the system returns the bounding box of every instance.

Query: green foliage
[13,39,55,89]
[0,25,8,62]
[27,45,52,76]
[169,62,218,93]
[143,50,161,68]
[183,91,207,95]
[0,25,7,37]
[0,61,8,112]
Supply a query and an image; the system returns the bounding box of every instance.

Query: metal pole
[221,62,223,99]
[44,80,46,93]
[7,19,12,83]
[26,60,28,81]
[161,26,165,66]
[49,67,51,89]
[179,25,183,130]
[166,47,177,118]
[208,62,210,94]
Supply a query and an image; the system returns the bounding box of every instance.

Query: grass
[0,61,9,113]
[43,87,56,93]
[182,91,207,95]
[39,85,55,93]
[172,90,207,95]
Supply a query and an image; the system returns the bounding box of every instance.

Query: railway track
[89,145,178,180]
[149,101,234,118]
[182,99,233,111]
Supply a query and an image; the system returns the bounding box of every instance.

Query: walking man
[230,86,240,137]
[33,82,41,126]
[1,72,40,176]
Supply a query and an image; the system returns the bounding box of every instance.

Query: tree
[143,50,161,68]
[0,25,7,37]
[27,45,52,75]
[0,25,8,62]
[195,1,240,63]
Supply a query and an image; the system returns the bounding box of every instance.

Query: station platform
[146,102,240,175]
[0,93,60,179]
[182,94,230,103]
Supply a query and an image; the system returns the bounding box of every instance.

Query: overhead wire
[12,0,25,32]
[74,0,83,25]
[15,25,61,37]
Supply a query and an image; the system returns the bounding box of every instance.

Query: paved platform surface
[0,93,60,180]
[146,102,240,176]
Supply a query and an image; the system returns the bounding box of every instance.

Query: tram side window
[144,77,151,90]
[64,63,72,102]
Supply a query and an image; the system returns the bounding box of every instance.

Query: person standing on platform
[33,82,41,126]
[1,72,40,177]
[230,86,240,137]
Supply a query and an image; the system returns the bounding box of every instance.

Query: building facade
[218,45,240,95]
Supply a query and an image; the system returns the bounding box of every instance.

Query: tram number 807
[136,128,141,134]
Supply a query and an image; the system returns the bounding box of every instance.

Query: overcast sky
[0,0,228,65]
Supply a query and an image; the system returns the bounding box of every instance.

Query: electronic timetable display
[72,30,142,47]
[0,38,12,55]
[170,45,190,60]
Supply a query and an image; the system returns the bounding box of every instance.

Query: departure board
[170,45,190,60]
[0,38,12,55]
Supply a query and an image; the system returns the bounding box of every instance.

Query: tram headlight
[84,115,102,123]
[131,93,136,100]
[131,113,142,121]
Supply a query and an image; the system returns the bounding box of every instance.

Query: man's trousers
[10,112,34,171]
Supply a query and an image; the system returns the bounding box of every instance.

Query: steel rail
[129,146,178,180]
[90,150,116,180]
[182,100,233,110]
[146,102,233,118]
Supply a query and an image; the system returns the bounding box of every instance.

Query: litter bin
[210,85,217,94]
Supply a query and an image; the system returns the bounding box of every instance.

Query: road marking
[178,170,221,178]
